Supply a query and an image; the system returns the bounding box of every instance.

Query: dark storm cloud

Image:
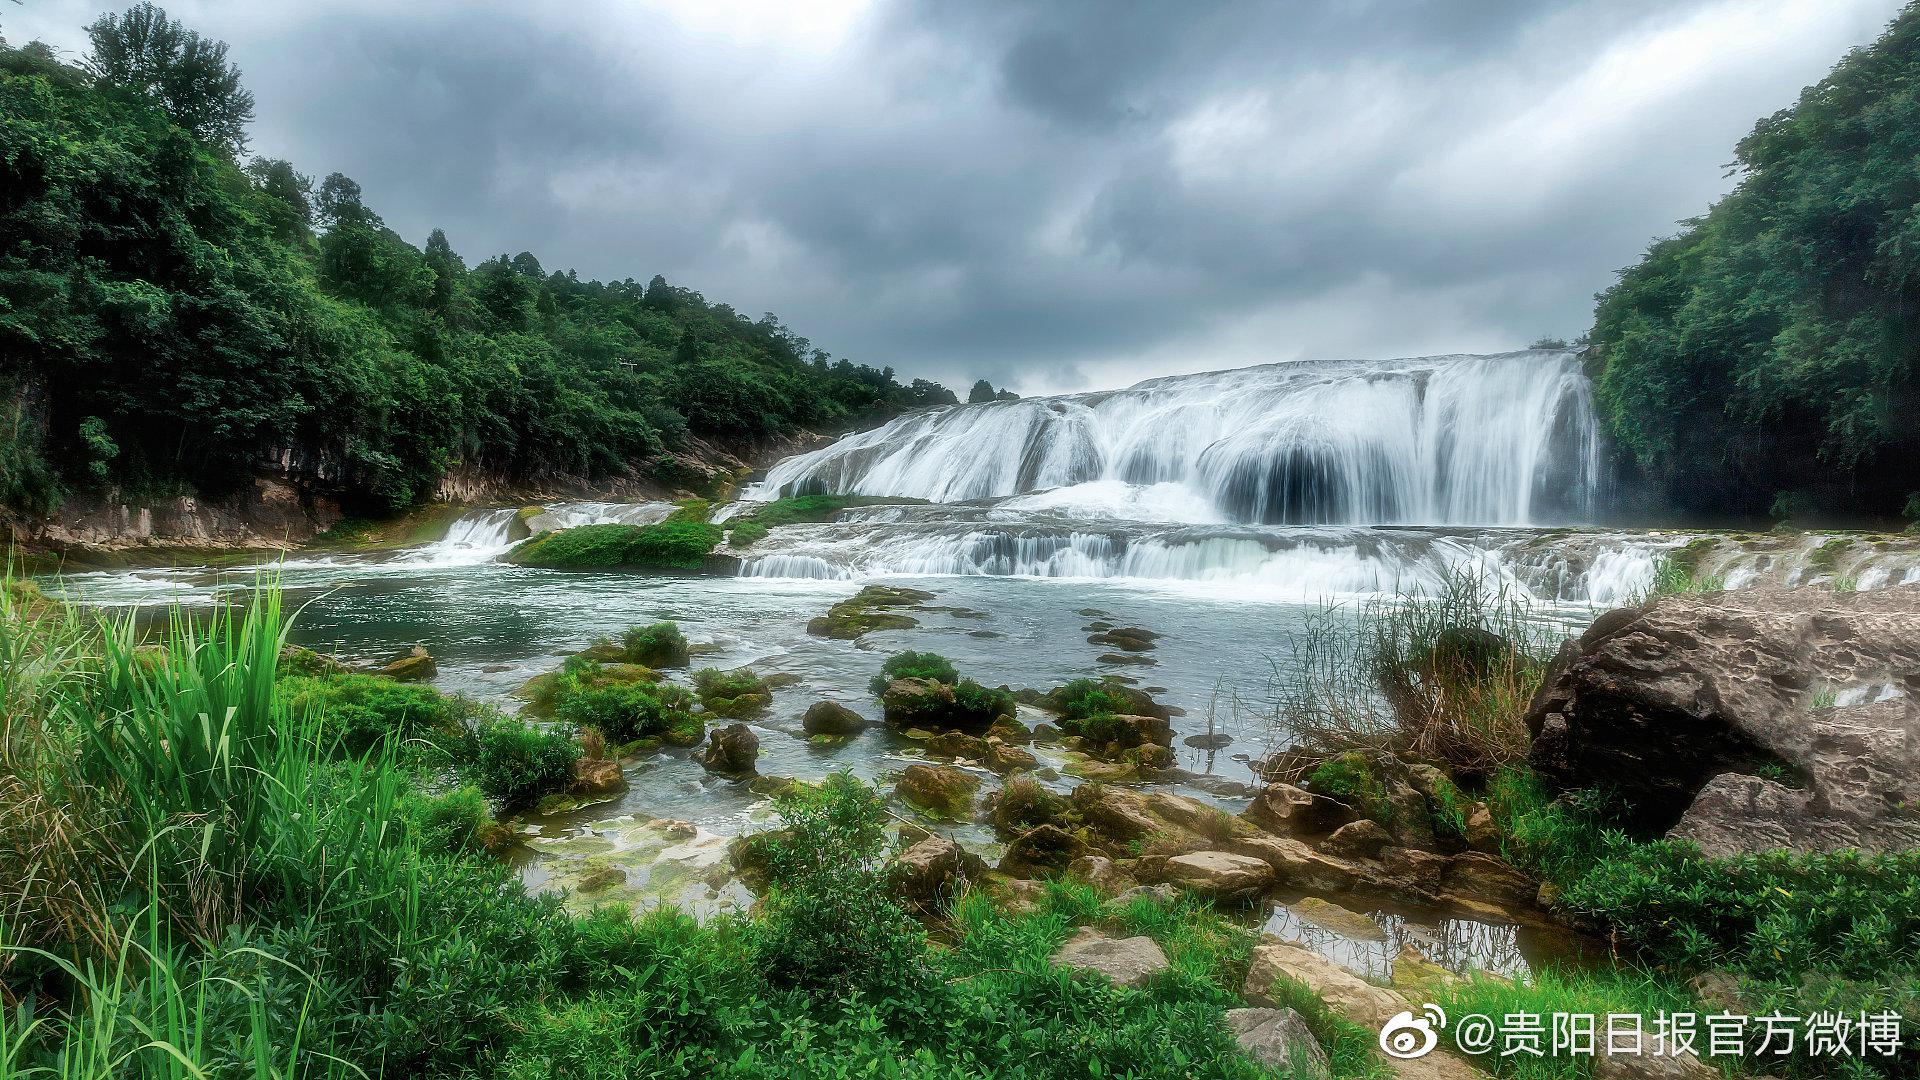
[6,0,1906,392]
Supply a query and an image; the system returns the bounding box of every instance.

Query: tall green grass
[1271,568,1563,775]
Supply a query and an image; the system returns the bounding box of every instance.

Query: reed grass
[1269,568,1563,775]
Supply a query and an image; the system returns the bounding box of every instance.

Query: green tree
[85,2,254,155]
[1590,5,1920,520]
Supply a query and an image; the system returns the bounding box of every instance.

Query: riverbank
[7,561,1916,1077]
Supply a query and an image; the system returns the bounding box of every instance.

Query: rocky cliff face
[21,477,343,553]
[8,430,829,555]
[1526,586,1920,857]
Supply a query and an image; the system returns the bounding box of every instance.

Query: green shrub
[1051,677,1123,722]
[753,772,932,1000]
[869,650,959,694]
[282,672,455,756]
[619,620,689,668]
[554,681,698,747]
[509,519,722,570]
[725,520,768,548]
[409,784,491,853]
[471,713,580,808]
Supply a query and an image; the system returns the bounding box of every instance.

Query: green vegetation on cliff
[0,9,956,519]
[1590,5,1920,521]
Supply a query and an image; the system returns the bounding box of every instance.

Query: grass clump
[507,519,722,570]
[1273,568,1559,775]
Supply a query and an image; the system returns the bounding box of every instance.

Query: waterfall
[394,509,521,565]
[393,501,675,566]
[749,350,1599,527]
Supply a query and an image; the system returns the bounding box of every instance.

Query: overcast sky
[6,0,1906,394]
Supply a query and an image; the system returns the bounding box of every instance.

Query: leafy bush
[282,672,455,755]
[554,681,699,747]
[471,713,580,808]
[619,620,689,668]
[753,773,932,1000]
[869,650,959,694]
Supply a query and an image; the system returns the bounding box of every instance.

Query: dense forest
[1590,3,1920,524]
[0,7,958,519]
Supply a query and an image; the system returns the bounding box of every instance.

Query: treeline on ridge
[1589,3,1920,524]
[0,6,960,519]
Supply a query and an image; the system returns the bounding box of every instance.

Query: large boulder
[1243,782,1355,836]
[894,763,980,817]
[803,699,867,736]
[1051,926,1169,988]
[1243,938,1407,1028]
[888,834,983,913]
[1224,1008,1330,1080]
[568,756,627,798]
[695,723,759,776]
[1156,850,1275,900]
[378,645,437,682]
[1527,586,1920,853]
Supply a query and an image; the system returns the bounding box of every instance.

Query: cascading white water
[393,501,677,567]
[394,509,522,566]
[749,351,1600,527]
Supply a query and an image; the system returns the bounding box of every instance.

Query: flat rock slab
[1051,926,1169,989]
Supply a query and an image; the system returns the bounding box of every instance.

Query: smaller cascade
[394,509,521,566]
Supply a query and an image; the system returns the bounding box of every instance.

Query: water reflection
[1262,897,1537,982]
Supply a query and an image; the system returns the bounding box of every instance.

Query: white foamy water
[392,509,522,566]
[747,351,1599,527]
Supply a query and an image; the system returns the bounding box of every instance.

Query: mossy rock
[895,763,981,818]
[805,584,937,639]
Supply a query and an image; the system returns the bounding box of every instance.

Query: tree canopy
[1590,4,1920,522]
[0,14,958,517]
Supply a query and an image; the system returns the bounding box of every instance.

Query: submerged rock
[1087,626,1160,653]
[1527,586,1920,853]
[806,584,936,639]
